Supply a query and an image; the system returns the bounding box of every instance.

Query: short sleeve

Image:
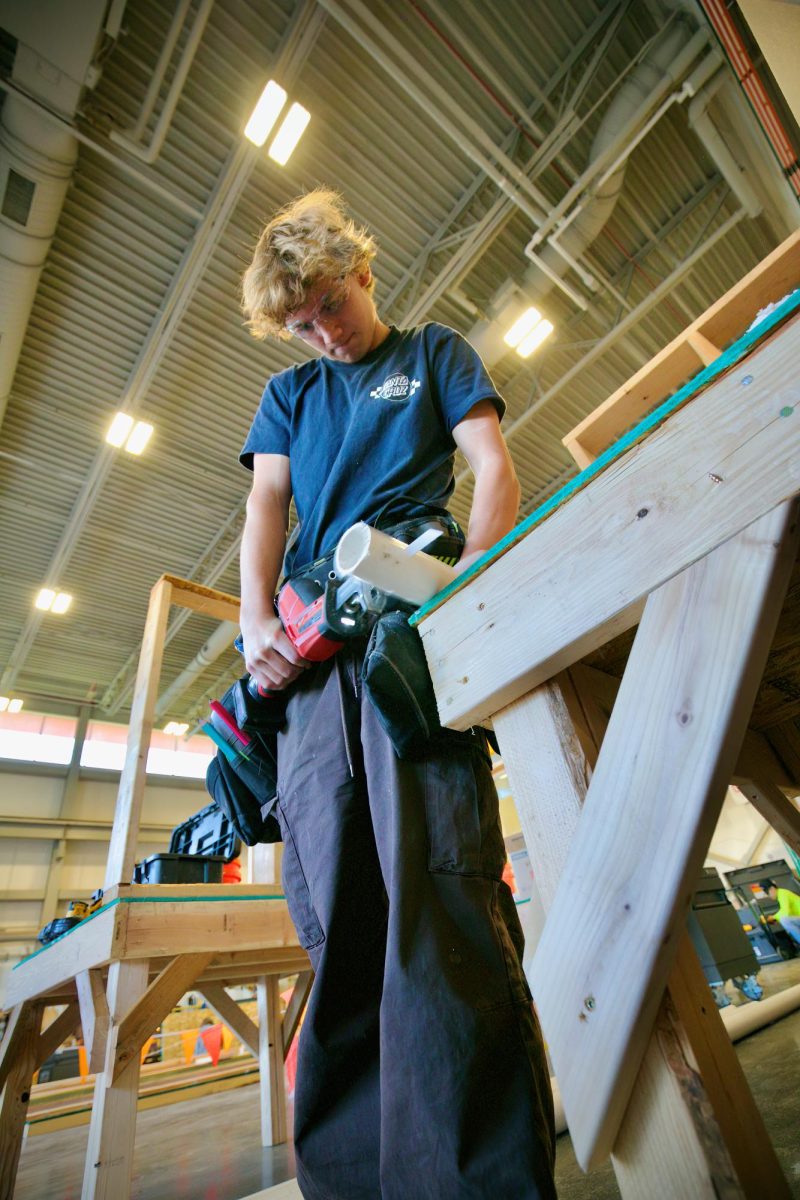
[428,325,506,433]
[239,378,292,471]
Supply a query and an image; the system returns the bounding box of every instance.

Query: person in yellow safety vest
[761,878,800,948]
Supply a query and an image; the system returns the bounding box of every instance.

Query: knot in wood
[636,508,649,520]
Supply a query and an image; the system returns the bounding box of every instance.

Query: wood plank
[419,315,800,729]
[730,777,800,854]
[257,975,287,1147]
[494,690,743,1197]
[105,883,284,903]
[3,904,123,1009]
[36,1001,81,1070]
[110,953,213,1084]
[163,574,240,623]
[563,229,800,463]
[104,576,173,890]
[0,1002,43,1200]
[531,502,798,1169]
[282,969,313,1055]
[82,960,149,1200]
[198,983,261,1058]
[76,969,111,1075]
[119,898,299,958]
[763,720,800,789]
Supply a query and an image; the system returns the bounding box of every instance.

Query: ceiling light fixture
[268,102,311,166]
[106,412,135,447]
[163,721,189,737]
[503,306,554,358]
[0,697,23,713]
[35,589,72,614]
[244,80,288,146]
[125,421,154,455]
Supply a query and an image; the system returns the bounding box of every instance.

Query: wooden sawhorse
[0,576,312,1200]
[416,251,800,1195]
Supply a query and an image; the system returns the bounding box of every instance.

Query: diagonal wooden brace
[530,500,799,1170]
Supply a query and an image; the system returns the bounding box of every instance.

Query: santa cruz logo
[369,373,421,401]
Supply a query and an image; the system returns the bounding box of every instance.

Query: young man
[762,879,800,947]
[239,189,555,1200]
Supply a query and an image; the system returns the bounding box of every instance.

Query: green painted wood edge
[13,892,286,969]
[411,288,800,626]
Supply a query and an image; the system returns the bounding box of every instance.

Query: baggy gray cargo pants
[275,645,556,1200]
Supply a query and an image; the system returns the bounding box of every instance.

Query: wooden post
[77,969,110,1075]
[104,577,173,890]
[0,1002,42,1200]
[82,960,149,1200]
[257,974,287,1146]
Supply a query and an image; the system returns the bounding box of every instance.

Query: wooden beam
[4,902,124,1009]
[162,574,240,623]
[531,502,798,1168]
[764,720,800,789]
[110,953,213,1084]
[76,969,110,1075]
[0,1002,43,1200]
[419,316,800,729]
[257,975,287,1146]
[731,777,800,855]
[198,984,260,1058]
[562,229,800,464]
[36,1001,81,1071]
[282,969,313,1056]
[104,576,173,890]
[82,960,149,1200]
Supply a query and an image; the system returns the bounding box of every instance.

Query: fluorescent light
[52,592,72,614]
[106,411,134,447]
[504,307,543,349]
[35,588,56,611]
[8,698,23,714]
[517,318,554,358]
[125,421,153,455]
[244,80,288,146]
[0,697,8,712]
[268,102,310,166]
[164,722,189,737]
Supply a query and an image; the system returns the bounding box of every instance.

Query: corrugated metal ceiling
[0,0,796,730]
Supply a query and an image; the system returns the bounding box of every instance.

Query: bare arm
[452,399,520,572]
[240,454,309,690]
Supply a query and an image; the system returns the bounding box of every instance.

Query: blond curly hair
[241,188,377,340]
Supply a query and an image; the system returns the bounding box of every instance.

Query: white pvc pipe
[334,524,456,606]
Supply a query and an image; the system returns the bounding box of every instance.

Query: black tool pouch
[204,681,287,845]
[361,610,443,759]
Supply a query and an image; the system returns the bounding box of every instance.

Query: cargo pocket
[425,737,504,877]
[276,803,324,951]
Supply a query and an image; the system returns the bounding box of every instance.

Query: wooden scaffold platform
[0,577,311,1200]
[413,229,800,1198]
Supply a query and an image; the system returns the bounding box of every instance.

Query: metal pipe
[155,620,239,719]
[130,0,194,141]
[316,0,546,224]
[688,73,762,219]
[110,0,215,164]
[456,208,747,491]
[0,76,204,220]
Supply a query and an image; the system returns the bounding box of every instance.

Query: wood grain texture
[0,1002,42,1200]
[104,576,173,890]
[531,502,799,1168]
[420,316,800,730]
[257,975,287,1147]
[77,969,110,1074]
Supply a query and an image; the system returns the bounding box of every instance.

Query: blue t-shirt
[240,323,504,576]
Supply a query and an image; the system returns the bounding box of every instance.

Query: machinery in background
[688,867,763,1006]
[726,860,800,961]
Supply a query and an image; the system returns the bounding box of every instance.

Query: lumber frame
[198,984,261,1058]
[282,969,313,1055]
[562,228,800,467]
[419,313,800,729]
[0,1001,43,1200]
[257,974,287,1147]
[76,969,110,1075]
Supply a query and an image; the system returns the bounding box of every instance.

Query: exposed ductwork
[0,96,78,430]
[468,19,721,365]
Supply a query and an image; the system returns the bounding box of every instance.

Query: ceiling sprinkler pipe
[110,0,215,164]
[334,524,456,607]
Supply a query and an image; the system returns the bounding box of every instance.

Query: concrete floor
[14,959,800,1200]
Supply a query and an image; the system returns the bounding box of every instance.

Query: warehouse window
[0,712,213,778]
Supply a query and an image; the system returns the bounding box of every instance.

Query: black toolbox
[132,802,242,885]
